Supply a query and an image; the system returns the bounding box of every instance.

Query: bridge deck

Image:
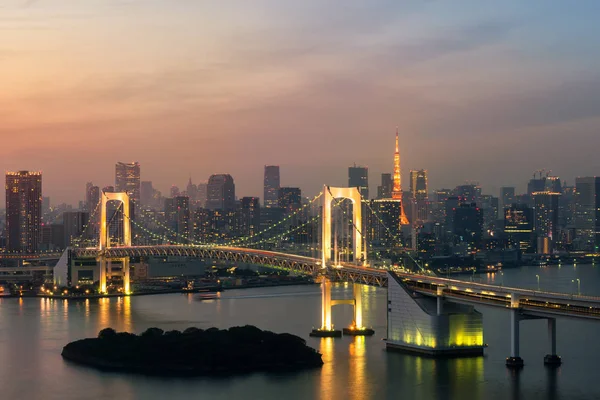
[66,245,600,320]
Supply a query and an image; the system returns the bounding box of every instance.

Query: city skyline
[2,1,600,205]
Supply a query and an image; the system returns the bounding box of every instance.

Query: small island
[62,325,323,375]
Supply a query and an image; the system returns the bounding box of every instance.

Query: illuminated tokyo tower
[392,128,410,225]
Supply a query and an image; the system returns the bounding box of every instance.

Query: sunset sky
[2,1,600,205]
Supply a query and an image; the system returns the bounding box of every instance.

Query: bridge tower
[97,191,132,294]
[311,186,373,337]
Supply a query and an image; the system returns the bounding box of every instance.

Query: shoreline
[0,280,317,300]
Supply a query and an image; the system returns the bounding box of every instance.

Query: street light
[536,274,540,291]
[500,271,504,287]
[572,279,581,295]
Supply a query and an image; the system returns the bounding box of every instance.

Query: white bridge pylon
[99,191,131,250]
[321,185,365,267]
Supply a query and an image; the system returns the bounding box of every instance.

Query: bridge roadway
[68,245,600,321]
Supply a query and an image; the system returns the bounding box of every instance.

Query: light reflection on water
[0,266,600,399]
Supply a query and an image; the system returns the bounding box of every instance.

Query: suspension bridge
[15,185,600,367]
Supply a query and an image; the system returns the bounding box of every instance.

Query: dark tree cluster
[62,325,323,375]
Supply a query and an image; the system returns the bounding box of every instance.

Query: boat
[195,293,219,301]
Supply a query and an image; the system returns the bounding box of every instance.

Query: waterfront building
[532,191,560,251]
[504,204,534,253]
[6,171,42,253]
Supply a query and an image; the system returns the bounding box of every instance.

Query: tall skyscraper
[532,191,560,243]
[264,166,280,208]
[115,162,141,201]
[391,129,409,225]
[206,174,235,211]
[348,164,369,199]
[377,173,392,199]
[6,171,42,252]
[410,169,428,222]
[575,177,600,251]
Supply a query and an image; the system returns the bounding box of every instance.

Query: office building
[239,197,261,237]
[165,196,190,240]
[504,204,534,253]
[349,164,369,199]
[453,203,483,251]
[532,191,560,244]
[575,177,600,251]
[115,162,141,201]
[6,171,42,253]
[63,211,89,247]
[278,187,302,214]
[264,165,280,208]
[410,169,428,222]
[377,173,392,199]
[206,174,235,211]
[499,187,515,213]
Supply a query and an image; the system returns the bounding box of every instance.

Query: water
[1,264,600,400]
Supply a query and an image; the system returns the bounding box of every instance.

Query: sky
[2,0,600,206]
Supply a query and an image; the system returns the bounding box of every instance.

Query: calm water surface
[1,264,600,400]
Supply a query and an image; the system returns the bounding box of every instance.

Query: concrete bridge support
[310,279,374,337]
[506,308,524,368]
[544,318,562,366]
[97,256,130,295]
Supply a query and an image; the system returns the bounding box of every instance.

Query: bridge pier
[310,280,374,337]
[98,257,107,294]
[544,318,562,366]
[436,285,444,316]
[310,278,341,337]
[506,308,524,368]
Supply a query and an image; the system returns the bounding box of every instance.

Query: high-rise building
[410,169,428,222]
[575,177,600,251]
[6,171,42,252]
[206,174,235,211]
[367,199,403,248]
[165,196,190,240]
[115,162,141,201]
[278,187,302,214]
[453,203,483,251]
[499,187,515,213]
[455,184,481,205]
[532,191,560,244]
[391,129,409,225]
[170,185,180,198]
[196,182,208,208]
[504,204,534,252]
[86,184,100,213]
[264,166,280,208]
[140,181,154,206]
[377,173,392,199]
[348,165,369,199]
[63,211,89,247]
[239,197,261,237]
